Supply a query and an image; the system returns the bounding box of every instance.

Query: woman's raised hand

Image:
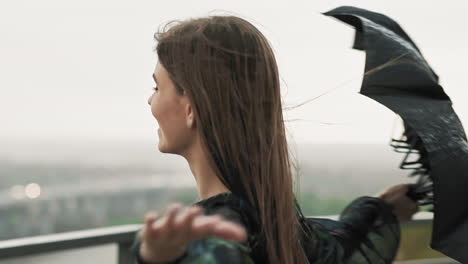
[375,183,419,223]
[139,203,247,263]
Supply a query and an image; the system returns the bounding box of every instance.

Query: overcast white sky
[1,0,467,145]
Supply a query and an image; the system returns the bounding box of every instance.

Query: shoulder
[192,193,266,259]
[185,193,258,263]
[192,192,259,230]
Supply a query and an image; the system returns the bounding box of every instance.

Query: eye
[152,86,159,92]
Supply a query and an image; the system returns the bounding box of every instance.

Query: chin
[157,140,169,153]
[157,131,183,155]
[157,130,167,153]
[158,139,176,154]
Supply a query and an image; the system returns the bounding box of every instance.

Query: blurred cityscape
[0,141,412,241]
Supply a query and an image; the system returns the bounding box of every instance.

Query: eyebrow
[152,74,158,84]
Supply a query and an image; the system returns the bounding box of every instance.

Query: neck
[182,138,230,200]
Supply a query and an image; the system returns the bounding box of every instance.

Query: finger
[144,211,159,225]
[404,207,417,221]
[400,183,414,193]
[375,184,407,199]
[409,200,419,214]
[212,221,247,242]
[399,184,411,192]
[376,192,386,199]
[142,211,159,238]
[165,203,184,230]
[191,215,224,239]
[389,184,410,194]
[386,184,413,201]
[175,205,203,229]
[170,206,204,242]
[149,203,183,239]
[192,215,247,242]
[374,186,388,198]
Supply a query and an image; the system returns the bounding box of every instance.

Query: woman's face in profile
[148,62,194,154]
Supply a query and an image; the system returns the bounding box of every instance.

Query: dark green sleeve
[131,233,255,264]
[177,237,255,264]
[305,196,401,264]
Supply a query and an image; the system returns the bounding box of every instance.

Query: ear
[185,102,196,129]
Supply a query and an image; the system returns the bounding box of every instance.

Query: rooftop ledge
[0,212,456,264]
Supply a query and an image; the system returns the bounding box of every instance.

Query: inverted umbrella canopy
[323,6,468,263]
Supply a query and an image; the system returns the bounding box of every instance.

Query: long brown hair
[154,15,315,264]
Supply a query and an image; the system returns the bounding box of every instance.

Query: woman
[131,15,418,264]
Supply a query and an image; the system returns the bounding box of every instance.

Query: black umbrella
[323,6,468,263]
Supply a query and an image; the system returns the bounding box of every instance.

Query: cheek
[150,95,165,123]
[150,101,160,122]
[152,101,191,153]
[150,95,184,133]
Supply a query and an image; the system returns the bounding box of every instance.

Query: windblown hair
[154,15,315,264]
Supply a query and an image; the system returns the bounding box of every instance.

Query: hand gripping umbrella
[323,6,468,263]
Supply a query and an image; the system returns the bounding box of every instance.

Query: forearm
[338,196,401,262]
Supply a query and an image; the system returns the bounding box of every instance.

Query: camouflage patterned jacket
[131,192,400,264]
